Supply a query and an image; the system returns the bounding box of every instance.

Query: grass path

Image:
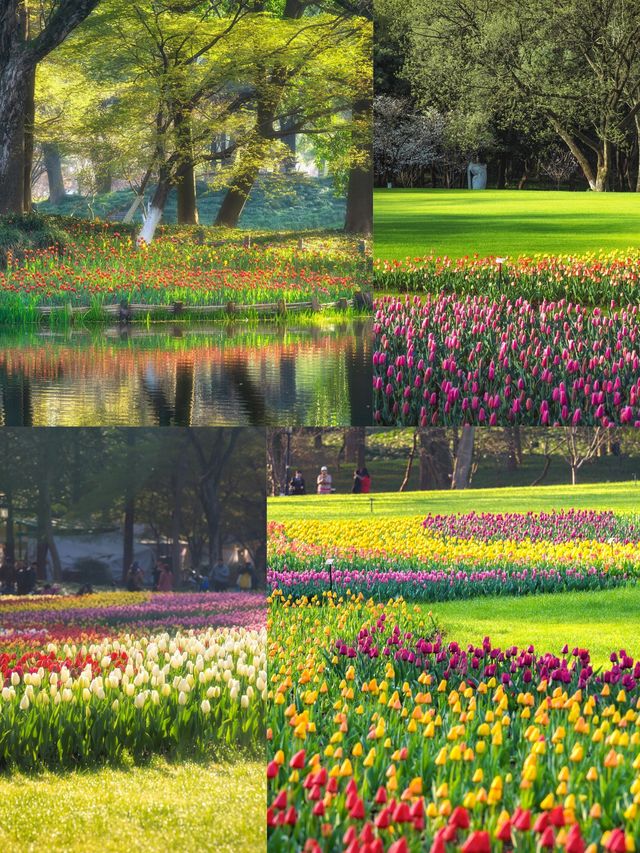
[432,586,640,667]
[374,189,640,260]
[268,480,640,522]
[0,759,265,853]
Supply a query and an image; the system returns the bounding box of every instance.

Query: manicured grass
[433,586,640,667]
[374,188,640,260]
[268,480,640,521]
[0,759,265,853]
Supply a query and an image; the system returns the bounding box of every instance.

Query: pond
[0,321,372,426]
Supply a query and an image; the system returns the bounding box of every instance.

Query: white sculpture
[467,159,487,190]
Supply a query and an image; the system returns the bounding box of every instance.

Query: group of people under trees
[289,465,372,496]
[127,554,257,593]
[0,560,38,595]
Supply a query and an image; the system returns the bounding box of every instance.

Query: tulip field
[0,591,266,851]
[267,592,640,852]
[267,483,640,851]
[0,591,266,768]
[0,221,368,322]
[267,508,639,601]
[373,293,640,427]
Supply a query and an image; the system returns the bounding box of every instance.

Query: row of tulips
[267,592,640,851]
[373,294,640,427]
[268,564,628,602]
[373,252,640,307]
[0,626,266,769]
[0,231,368,318]
[0,592,266,648]
[268,512,640,579]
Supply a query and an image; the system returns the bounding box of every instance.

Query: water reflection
[0,322,372,426]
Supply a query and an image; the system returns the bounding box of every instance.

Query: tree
[451,427,475,489]
[0,0,100,213]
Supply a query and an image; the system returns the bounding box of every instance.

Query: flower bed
[0,228,368,321]
[267,511,640,602]
[0,592,266,768]
[373,294,640,427]
[374,253,640,307]
[267,593,640,852]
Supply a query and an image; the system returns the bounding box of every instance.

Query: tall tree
[0,0,99,213]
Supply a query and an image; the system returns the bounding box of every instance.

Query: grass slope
[0,759,265,853]
[433,587,640,667]
[268,480,640,522]
[374,189,640,260]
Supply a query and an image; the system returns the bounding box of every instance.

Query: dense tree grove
[375,0,640,191]
[0,428,266,582]
[0,0,372,233]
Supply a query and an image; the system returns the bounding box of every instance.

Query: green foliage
[0,214,67,268]
[37,175,346,230]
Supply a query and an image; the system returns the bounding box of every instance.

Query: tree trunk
[137,171,171,245]
[451,427,475,489]
[122,430,136,583]
[94,162,112,194]
[345,96,373,235]
[170,449,185,578]
[22,66,35,212]
[595,140,612,192]
[0,0,99,212]
[42,142,66,203]
[345,427,366,467]
[399,431,418,492]
[215,0,304,227]
[175,109,199,224]
[635,116,640,192]
[418,429,453,489]
[571,464,577,486]
[0,65,27,214]
[551,120,598,191]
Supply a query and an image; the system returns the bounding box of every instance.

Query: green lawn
[268,480,640,522]
[433,586,640,668]
[374,189,640,260]
[0,759,265,853]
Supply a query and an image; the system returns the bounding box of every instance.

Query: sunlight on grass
[374,188,640,260]
[433,586,640,666]
[0,759,265,853]
[268,480,640,522]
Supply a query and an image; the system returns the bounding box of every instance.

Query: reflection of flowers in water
[0,324,368,380]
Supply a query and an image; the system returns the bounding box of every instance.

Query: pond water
[0,321,372,426]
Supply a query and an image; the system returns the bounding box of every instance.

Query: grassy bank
[434,586,640,667]
[374,188,640,260]
[0,759,265,853]
[268,481,640,521]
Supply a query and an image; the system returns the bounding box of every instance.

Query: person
[210,559,229,592]
[359,467,371,494]
[15,561,28,595]
[157,561,174,592]
[237,561,253,591]
[352,469,362,494]
[317,465,332,495]
[289,469,306,495]
[126,560,144,592]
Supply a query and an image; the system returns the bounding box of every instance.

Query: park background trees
[1,0,372,233]
[267,426,640,493]
[0,427,266,583]
[375,0,640,191]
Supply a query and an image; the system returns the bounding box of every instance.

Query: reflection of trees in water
[0,321,372,425]
[0,366,33,426]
